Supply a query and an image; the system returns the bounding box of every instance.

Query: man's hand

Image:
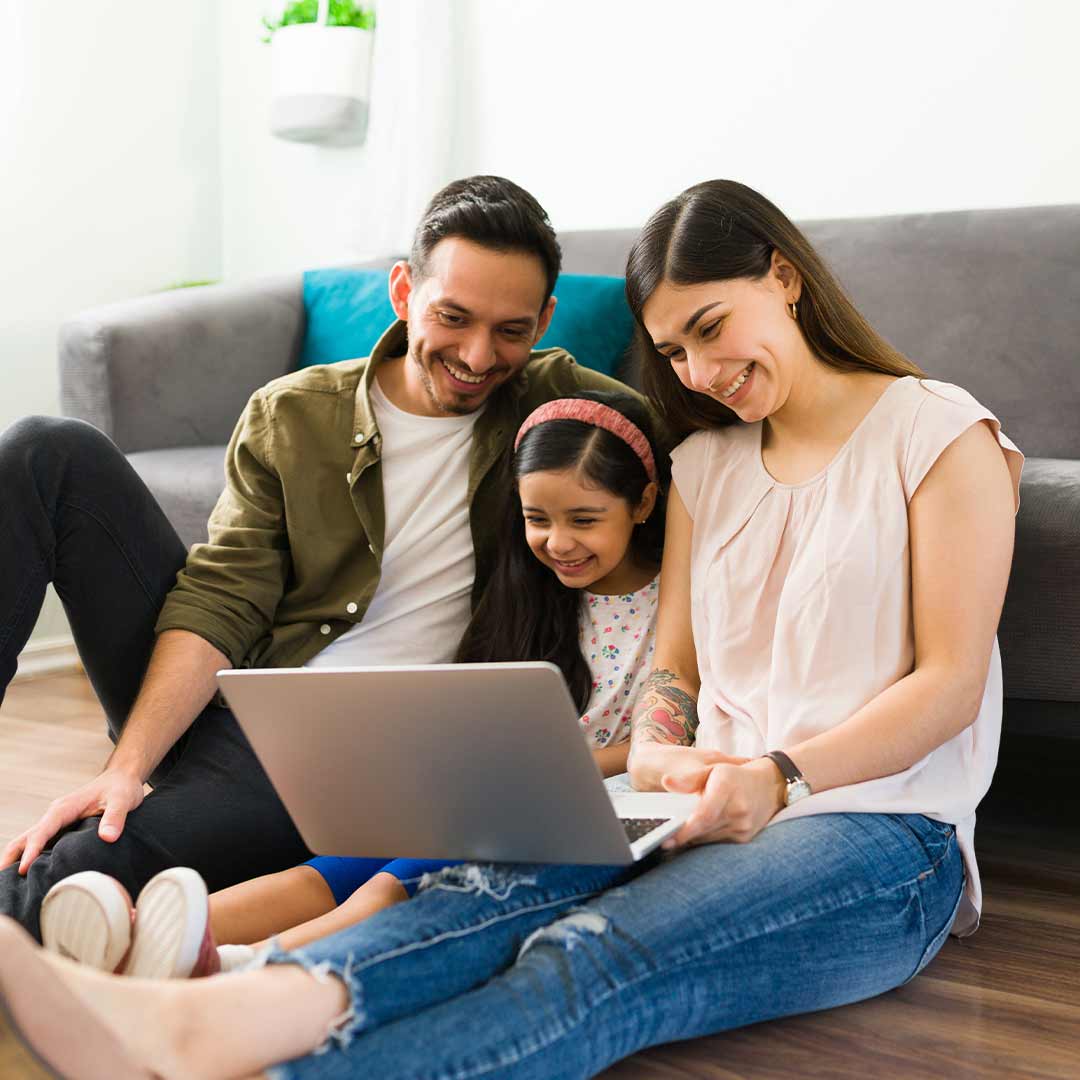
[0,767,146,875]
[628,742,748,791]
[660,757,786,848]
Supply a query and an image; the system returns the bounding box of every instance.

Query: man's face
[388,237,556,417]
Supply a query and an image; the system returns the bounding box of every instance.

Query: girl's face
[640,251,803,425]
[518,468,655,595]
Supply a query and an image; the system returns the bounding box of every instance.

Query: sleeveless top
[670,377,1023,936]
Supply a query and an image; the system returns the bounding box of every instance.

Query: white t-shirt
[577,576,660,747]
[306,380,481,668]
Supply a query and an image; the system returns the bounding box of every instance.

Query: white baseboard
[14,635,80,681]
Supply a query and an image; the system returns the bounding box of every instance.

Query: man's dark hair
[410,176,562,305]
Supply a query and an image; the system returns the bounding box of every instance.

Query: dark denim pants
[0,416,310,938]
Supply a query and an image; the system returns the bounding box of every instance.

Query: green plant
[262,0,376,42]
[159,280,220,291]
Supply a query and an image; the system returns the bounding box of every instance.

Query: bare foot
[0,916,149,1079]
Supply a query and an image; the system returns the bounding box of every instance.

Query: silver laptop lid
[218,663,637,865]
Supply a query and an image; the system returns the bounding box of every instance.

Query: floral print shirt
[578,575,660,747]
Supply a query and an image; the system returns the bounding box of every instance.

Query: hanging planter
[265,0,376,147]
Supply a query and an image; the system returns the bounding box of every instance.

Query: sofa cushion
[300,268,397,368]
[127,445,226,551]
[533,274,634,376]
[998,457,1080,702]
[299,269,634,377]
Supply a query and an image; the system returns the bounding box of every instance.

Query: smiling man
[0,176,637,936]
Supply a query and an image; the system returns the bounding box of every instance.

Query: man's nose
[459,329,497,373]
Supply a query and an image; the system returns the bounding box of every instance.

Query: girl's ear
[635,481,659,524]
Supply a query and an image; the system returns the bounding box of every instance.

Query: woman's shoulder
[888,377,1022,504]
[671,422,759,464]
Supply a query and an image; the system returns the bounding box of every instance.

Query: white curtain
[346,0,462,258]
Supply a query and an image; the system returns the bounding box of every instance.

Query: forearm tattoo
[632,669,700,746]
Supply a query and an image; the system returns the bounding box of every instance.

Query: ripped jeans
[265,813,964,1079]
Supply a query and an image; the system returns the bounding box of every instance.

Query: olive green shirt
[155,320,642,670]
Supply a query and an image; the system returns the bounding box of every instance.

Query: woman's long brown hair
[624,180,924,438]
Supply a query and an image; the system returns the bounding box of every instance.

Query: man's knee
[0,415,115,473]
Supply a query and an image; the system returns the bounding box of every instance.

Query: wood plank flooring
[2,673,1079,1078]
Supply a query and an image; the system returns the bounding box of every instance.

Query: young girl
[38,388,669,976]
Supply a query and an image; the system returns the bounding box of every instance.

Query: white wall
[219,1,462,279]
[1,0,222,646]
[454,0,1080,231]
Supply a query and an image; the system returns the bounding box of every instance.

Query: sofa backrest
[560,205,1080,460]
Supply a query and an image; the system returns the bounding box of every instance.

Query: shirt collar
[350,319,408,449]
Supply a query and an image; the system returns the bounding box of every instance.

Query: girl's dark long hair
[455,390,667,713]
[625,179,924,439]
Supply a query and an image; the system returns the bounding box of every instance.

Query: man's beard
[411,346,486,417]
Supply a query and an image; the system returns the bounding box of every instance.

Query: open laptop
[217,662,696,865]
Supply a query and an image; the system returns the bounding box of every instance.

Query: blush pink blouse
[670,377,1023,936]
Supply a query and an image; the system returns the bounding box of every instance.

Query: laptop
[217,662,697,865]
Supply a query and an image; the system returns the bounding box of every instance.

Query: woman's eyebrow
[653,300,726,348]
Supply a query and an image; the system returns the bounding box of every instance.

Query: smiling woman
[625,180,923,439]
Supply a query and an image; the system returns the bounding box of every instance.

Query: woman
[0,180,1020,1079]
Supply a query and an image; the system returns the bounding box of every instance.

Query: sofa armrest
[999,457,1080,703]
[59,274,305,453]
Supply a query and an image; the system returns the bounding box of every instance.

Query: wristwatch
[765,750,812,806]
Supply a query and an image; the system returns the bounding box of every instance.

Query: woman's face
[640,252,802,424]
[517,468,652,595]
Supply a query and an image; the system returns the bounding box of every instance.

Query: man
[0,175,635,937]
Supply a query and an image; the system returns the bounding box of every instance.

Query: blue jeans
[265,812,963,1079]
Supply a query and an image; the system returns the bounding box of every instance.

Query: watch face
[785,778,812,806]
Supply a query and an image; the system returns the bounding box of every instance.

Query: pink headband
[514,399,658,483]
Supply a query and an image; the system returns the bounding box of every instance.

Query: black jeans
[0,416,311,939]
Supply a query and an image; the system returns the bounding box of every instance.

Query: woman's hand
[660,757,786,848]
[627,742,747,792]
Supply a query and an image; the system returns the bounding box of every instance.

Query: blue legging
[305,856,462,903]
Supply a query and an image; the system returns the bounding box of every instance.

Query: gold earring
[789,301,798,321]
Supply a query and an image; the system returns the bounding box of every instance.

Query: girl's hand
[628,743,748,792]
[660,757,786,848]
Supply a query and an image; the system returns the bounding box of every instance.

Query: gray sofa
[59,205,1080,736]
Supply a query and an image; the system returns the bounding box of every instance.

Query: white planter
[270,24,373,147]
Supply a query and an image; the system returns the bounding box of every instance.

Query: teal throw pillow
[300,268,634,377]
[535,273,634,377]
[300,268,397,368]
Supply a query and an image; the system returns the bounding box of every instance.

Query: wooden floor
[3,673,1079,1078]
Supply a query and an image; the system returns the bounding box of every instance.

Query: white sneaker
[124,867,220,979]
[40,870,135,972]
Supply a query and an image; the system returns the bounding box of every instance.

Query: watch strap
[765,750,803,784]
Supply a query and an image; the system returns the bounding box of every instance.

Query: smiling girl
[456,388,667,775]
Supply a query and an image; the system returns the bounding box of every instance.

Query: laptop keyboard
[621,817,671,843]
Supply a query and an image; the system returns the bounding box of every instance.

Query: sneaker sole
[40,871,132,973]
[126,867,209,978]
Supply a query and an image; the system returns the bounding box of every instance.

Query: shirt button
[320,624,332,635]
[368,543,376,556]
[354,433,365,445]
[345,472,352,484]
[346,602,358,614]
